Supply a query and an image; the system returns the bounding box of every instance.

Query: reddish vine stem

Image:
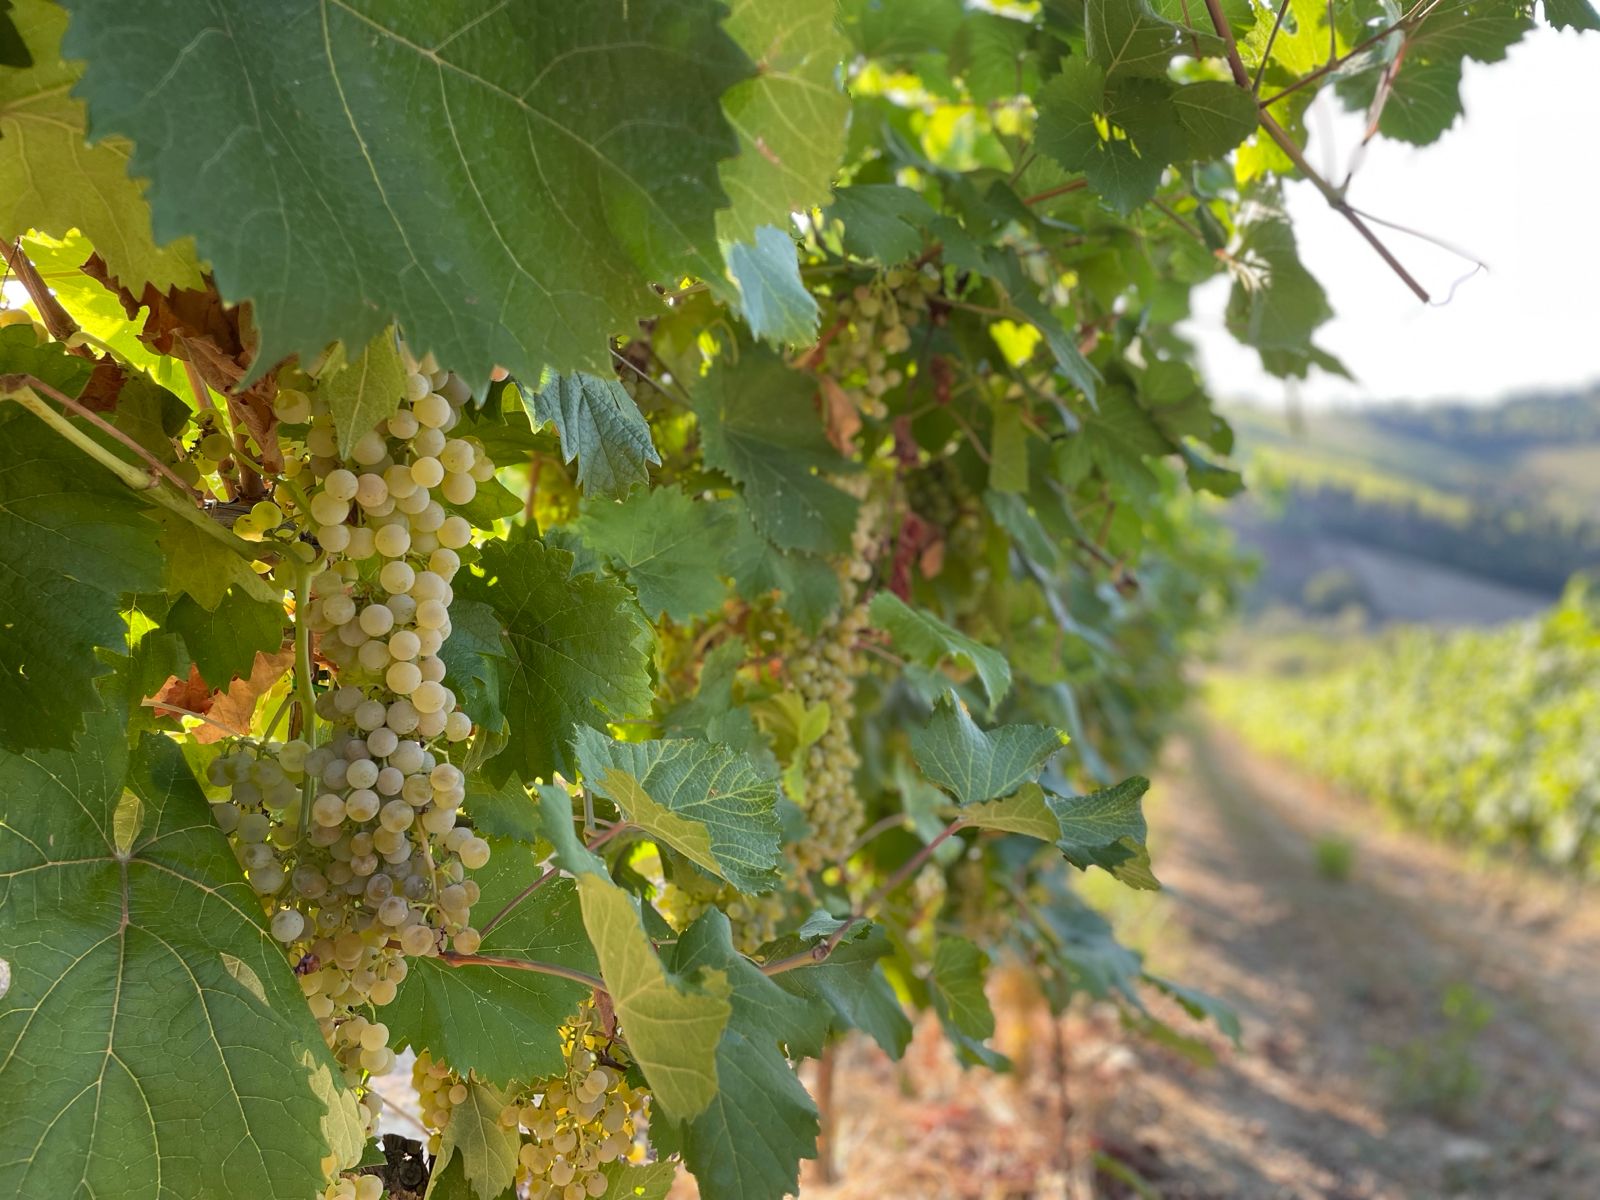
[1251,0,1293,95]
[1201,0,1431,304]
[762,817,969,976]
[1259,13,1414,108]
[0,240,93,357]
[438,950,606,992]
[479,820,633,937]
[1021,179,1087,206]
[12,373,202,497]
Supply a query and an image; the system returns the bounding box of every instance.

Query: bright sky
[1188,25,1600,407]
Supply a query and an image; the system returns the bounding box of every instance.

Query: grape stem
[3,373,201,497]
[1199,0,1431,304]
[0,240,92,357]
[0,374,258,560]
[437,950,605,993]
[293,563,319,838]
[479,820,634,937]
[762,816,969,977]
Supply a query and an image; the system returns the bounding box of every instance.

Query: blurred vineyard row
[1210,581,1600,873]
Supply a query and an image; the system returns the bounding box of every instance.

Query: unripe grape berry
[250,500,283,528]
[437,517,472,550]
[441,472,476,505]
[274,388,311,423]
[355,472,388,507]
[345,526,377,560]
[374,524,411,558]
[380,561,416,594]
[411,680,447,714]
[414,392,451,428]
[386,661,423,695]
[359,604,395,637]
[323,468,358,500]
[439,439,475,473]
[314,516,351,551]
[411,501,446,533]
[270,908,306,943]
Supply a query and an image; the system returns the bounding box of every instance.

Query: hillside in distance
[1223,383,1600,625]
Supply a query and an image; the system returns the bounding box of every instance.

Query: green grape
[200,431,232,459]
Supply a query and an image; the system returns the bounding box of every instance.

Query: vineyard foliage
[0,1,1588,1198]
[1212,581,1600,873]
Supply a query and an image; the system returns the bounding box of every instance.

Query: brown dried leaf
[819,374,861,456]
[82,254,282,469]
[150,665,214,716]
[199,649,295,744]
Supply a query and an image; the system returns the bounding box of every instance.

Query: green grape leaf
[664,912,825,1200]
[320,330,406,460]
[910,694,1065,806]
[429,1078,519,1200]
[1025,878,1146,1005]
[762,921,913,1058]
[825,184,937,264]
[386,844,594,1085]
[727,502,842,633]
[930,936,1006,1068]
[464,776,541,844]
[527,373,661,499]
[867,593,1012,713]
[692,347,858,554]
[0,719,361,1198]
[0,1,28,67]
[1043,775,1158,888]
[982,247,1100,399]
[931,937,995,1039]
[717,0,850,246]
[600,1160,678,1200]
[988,401,1029,493]
[1545,0,1600,30]
[165,588,285,686]
[438,596,510,738]
[575,486,736,623]
[1085,0,1187,78]
[961,782,1062,841]
[537,788,733,1119]
[0,0,200,291]
[459,532,654,783]
[1037,62,1180,213]
[574,728,782,893]
[149,508,280,611]
[1145,974,1242,1044]
[1172,80,1259,159]
[726,225,821,347]
[1226,213,1333,355]
[61,0,751,386]
[0,414,163,753]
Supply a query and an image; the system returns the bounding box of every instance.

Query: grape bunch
[499,1002,649,1200]
[786,492,883,872]
[815,264,941,423]
[412,1001,648,1200]
[205,348,498,1119]
[656,878,788,954]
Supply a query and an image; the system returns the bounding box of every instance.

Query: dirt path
[1096,727,1600,1199]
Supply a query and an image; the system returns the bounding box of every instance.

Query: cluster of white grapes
[205,348,499,1135]
[817,265,939,421]
[656,878,787,954]
[788,491,882,872]
[413,1001,648,1200]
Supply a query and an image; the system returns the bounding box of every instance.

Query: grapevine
[0,2,1584,1198]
